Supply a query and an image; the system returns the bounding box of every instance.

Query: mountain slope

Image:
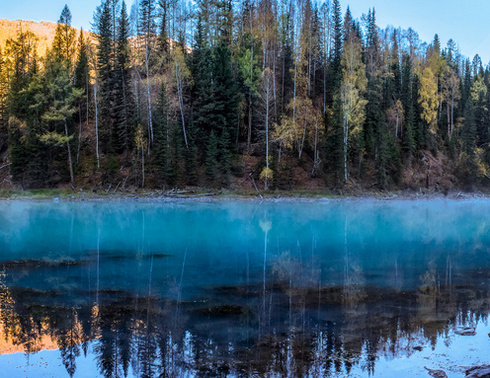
[0,19,73,56]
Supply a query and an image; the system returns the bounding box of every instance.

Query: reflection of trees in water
[0,273,489,377]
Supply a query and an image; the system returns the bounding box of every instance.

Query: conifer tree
[73,29,90,163]
[74,30,89,103]
[139,0,157,143]
[158,0,170,57]
[205,130,219,186]
[113,0,134,155]
[95,0,115,153]
[191,15,213,142]
[330,0,342,93]
[0,48,7,152]
[40,61,83,188]
[153,81,171,185]
[52,5,76,65]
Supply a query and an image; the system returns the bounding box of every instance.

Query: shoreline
[1,187,489,202]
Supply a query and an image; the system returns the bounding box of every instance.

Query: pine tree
[457,97,478,185]
[191,13,214,143]
[73,29,90,164]
[74,30,89,98]
[330,0,342,94]
[5,29,46,188]
[95,0,116,153]
[52,5,76,65]
[237,26,261,150]
[205,130,219,186]
[158,0,170,58]
[139,0,157,143]
[153,81,171,185]
[113,0,135,155]
[212,40,239,147]
[185,121,199,185]
[0,48,7,152]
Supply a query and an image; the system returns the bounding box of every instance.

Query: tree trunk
[273,44,277,121]
[141,144,145,188]
[145,42,153,146]
[64,119,75,188]
[175,59,188,148]
[344,116,349,182]
[94,83,100,169]
[247,94,252,150]
[265,77,269,190]
[77,105,82,164]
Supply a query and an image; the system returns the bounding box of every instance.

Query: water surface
[0,199,489,377]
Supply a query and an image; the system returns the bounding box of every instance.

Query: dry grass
[0,19,59,56]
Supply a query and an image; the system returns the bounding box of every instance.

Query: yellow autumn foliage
[418,67,439,133]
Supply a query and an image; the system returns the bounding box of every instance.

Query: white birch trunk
[64,119,75,188]
[94,83,100,169]
[175,59,188,148]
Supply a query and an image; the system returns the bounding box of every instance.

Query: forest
[0,0,488,192]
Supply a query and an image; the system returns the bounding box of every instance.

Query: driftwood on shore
[465,365,490,377]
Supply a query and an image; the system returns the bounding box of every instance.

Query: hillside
[0,19,76,56]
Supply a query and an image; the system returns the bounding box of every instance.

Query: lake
[0,199,489,377]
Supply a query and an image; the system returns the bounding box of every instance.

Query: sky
[347,0,490,63]
[1,0,490,62]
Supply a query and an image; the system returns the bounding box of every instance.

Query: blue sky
[347,0,490,63]
[2,0,489,62]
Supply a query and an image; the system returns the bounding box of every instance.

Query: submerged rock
[465,365,490,377]
[1,258,87,270]
[193,304,251,316]
[424,367,448,378]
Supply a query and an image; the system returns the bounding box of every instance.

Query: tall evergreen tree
[153,81,171,185]
[74,29,90,128]
[95,0,115,153]
[138,0,157,143]
[52,5,76,65]
[329,0,342,94]
[113,0,135,155]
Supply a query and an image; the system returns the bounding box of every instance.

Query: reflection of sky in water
[0,199,489,377]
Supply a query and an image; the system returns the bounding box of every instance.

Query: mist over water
[0,199,489,377]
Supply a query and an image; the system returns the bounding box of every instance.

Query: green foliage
[153,81,171,185]
[96,0,115,152]
[112,0,135,154]
[205,130,219,187]
[52,5,76,65]
[3,0,490,192]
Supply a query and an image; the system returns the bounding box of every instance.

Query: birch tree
[139,0,157,144]
[260,67,274,189]
[340,31,367,182]
[171,44,191,148]
[418,67,439,134]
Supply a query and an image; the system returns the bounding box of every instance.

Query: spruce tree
[74,29,89,136]
[205,130,220,186]
[96,0,115,153]
[191,14,214,144]
[185,121,199,186]
[0,48,7,152]
[330,0,342,93]
[53,5,76,65]
[158,0,169,58]
[153,81,171,185]
[113,0,134,155]
[138,0,157,142]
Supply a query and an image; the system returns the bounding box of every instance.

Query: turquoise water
[0,199,489,377]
